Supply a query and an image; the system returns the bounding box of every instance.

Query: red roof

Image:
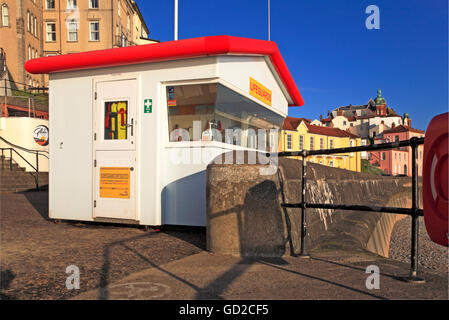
[305,123,360,138]
[24,35,304,106]
[283,116,360,138]
[283,116,310,130]
[383,125,425,134]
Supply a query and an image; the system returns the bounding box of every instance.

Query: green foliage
[361,159,387,176]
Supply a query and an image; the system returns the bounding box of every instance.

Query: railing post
[403,137,425,283]
[299,149,311,258]
[35,151,39,190]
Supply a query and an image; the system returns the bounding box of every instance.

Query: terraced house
[280,117,362,172]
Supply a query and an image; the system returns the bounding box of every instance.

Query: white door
[93,79,137,221]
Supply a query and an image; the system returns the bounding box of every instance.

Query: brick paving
[0,190,205,300]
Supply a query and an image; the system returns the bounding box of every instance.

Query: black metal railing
[0,136,49,189]
[267,136,425,283]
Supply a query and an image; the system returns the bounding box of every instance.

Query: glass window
[381,152,386,161]
[67,21,78,41]
[46,23,56,41]
[46,0,55,9]
[90,21,99,41]
[287,134,292,150]
[67,0,77,9]
[34,16,37,36]
[320,138,324,150]
[329,139,333,149]
[309,136,314,150]
[166,83,283,150]
[395,135,399,142]
[104,101,128,140]
[2,5,9,27]
[329,160,334,167]
[27,11,30,31]
[299,135,304,150]
[89,0,99,9]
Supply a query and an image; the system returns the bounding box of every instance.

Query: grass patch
[361,159,387,176]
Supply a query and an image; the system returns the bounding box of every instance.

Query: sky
[136,0,448,131]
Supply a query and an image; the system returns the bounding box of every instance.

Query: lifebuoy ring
[423,112,448,246]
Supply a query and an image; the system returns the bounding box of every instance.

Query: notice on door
[99,167,130,199]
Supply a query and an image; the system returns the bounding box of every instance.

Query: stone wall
[206,151,418,257]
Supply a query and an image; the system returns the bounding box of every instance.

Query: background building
[0,0,156,92]
[280,116,361,172]
[0,0,45,90]
[369,125,425,176]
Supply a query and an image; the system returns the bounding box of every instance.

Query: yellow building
[280,117,362,172]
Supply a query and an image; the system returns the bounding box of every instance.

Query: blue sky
[136,0,448,131]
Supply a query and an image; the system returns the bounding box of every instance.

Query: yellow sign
[100,167,130,199]
[249,77,272,106]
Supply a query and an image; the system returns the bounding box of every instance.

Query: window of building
[299,135,304,150]
[67,0,77,9]
[329,160,334,167]
[287,134,292,150]
[310,136,314,150]
[27,11,30,31]
[381,152,386,161]
[329,139,333,149]
[28,46,31,60]
[165,83,283,147]
[395,135,399,142]
[350,123,353,127]
[1,4,9,27]
[399,153,401,160]
[31,48,35,59]
[30,13,34,35]
[118,0,121,16]
[46,0,55,9]
[46,22,56,41]
[320,138,324,150]
[33,16,37,36]
[89,21,100,41]
[67,21,78,41]
[89,0,99,9]
[120,33,128,47]
[343,121,347,126]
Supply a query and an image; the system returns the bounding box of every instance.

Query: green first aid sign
[144,99,152,113]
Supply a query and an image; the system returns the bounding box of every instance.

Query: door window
[104,101,128,140]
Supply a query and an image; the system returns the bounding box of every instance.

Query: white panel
[217,55,289,116]
[49,75,93,221]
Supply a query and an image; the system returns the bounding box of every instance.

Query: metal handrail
[267,136,426,283]
[0,136,49,157]
[0,136,49,189]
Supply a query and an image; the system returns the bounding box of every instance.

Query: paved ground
[1,190,447,300]
[0,191,205,300]
[73,250,448,300]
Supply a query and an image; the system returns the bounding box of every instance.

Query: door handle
[126,118,134,136]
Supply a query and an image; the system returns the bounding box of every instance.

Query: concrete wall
[207,152,417,257]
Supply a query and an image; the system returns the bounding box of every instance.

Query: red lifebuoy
[423,112,448,246]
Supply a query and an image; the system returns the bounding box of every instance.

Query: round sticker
[33,125,49,146]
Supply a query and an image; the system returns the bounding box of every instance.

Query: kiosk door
[93,79,137,221]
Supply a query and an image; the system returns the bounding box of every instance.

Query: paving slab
[73,250,448,300]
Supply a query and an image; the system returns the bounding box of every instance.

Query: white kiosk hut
[25,36,304,226]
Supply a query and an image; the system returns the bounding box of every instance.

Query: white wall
[0,117,49,172]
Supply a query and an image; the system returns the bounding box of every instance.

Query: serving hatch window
[166,83,284,150]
